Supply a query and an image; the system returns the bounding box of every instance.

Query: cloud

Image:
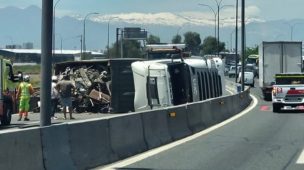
[91,12,189,26]
[71,7,264,27]
[246,5,261,18]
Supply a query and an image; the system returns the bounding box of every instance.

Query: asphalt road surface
[0,110,113,131]
[104,78,304,170]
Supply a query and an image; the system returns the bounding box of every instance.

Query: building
[22,42,34,49]
[0,49,105,64]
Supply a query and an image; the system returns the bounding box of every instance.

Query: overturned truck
[53,58,141,113]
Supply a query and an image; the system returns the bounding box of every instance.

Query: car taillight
[272,87,283,96]
[276,87,283,93]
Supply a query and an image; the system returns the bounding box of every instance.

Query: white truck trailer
[259,41,302,101]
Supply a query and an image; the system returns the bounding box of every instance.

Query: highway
[103,81,304,170]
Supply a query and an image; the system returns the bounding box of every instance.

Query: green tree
[183,31,201,55]
[107,39,143,58]
[146,34,160,44]
[200,36,226,55]
[245,46,258,58]
[172,34,182,44]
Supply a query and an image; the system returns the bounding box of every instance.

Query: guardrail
[0,87,251,170]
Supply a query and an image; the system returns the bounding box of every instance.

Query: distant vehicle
[272,73,304,112]
[228,66,238,78]
[259,41,302,101]
[237,70,255,87]
[220,52,240,67]
[224,65,230,76]
[245,64,258,78]
[246,54,259,65]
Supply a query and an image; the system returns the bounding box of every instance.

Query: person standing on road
[56,75,75,120]
[51,76,59,119]
[16,75,34,121]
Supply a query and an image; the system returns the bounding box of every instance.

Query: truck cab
[0,58,20,125]
[272,73,304,112]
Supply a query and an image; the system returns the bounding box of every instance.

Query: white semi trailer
[259,41,302,101]
[131,57,225,111]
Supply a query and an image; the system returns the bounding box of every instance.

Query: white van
[238,71,255,87]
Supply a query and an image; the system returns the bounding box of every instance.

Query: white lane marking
[25,121,40,125]
[226,89,234,95]
[296,149,304,164]
[100,94,258,170]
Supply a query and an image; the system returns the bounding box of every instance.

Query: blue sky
[0,0,303,21]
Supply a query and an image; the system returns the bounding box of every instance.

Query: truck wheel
[264,93,272,101]
[273,103,281,113]
[1,102,12,125]
[75,106,85,113]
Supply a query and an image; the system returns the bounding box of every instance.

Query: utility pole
[120,29,124,58]
[82,12,99,59]
[41,0,53,126]
[241,0,245,91]
[235,0,239,83]
[116,28,120,57]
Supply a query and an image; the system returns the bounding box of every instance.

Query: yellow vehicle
[0,58,20,125]
[246,54,259,65]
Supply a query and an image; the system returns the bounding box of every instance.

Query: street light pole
[83,12,99,58]
[241,0,245,91]
[107,17,118,59]
[198,4,217,39]
[55,34,63,53]
[53,0,61,58]
[216,0,222,56]
[235,0,239,83]
[216,1,234,56]
[41,0,53,126]
[285,23,301,41]
[230,30,235,52]
[79,35,82,60]
[199,1,233,56]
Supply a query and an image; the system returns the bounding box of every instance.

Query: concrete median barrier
[224,95,235,117]
[209,98,228,124]
[109,113,147,159]
[200,100,217,128]
[166,105,192,140]
[141,109,172,149]
[41,124,76,170]
[221,96,234,120]
[0,128,44,170]
[230,94,240,116]
[187,102,205,133]
[245,89,252,106]
[68,119,117,170]
[238,89,251,111]
[233,93,242,113]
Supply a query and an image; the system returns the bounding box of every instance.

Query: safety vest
[19,82,31,97]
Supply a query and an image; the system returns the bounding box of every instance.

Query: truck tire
[264,93,272,101]
[273,103,281,113]
[1,101,12,125]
